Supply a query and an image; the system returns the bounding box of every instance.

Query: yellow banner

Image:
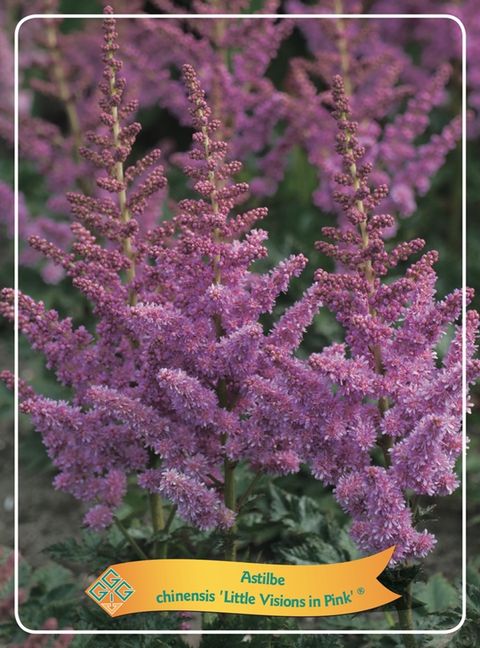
[85,547,400,617]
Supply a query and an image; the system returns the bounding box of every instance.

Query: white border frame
[14,11,467,637]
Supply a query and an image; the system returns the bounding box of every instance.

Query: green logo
[86,568,135,616]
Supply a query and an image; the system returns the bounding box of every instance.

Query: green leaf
[31,562,71,591]
[415,573,458,613]
[277,537,341,565]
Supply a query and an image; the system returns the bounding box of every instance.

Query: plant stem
[149,493,166,559]
[223,458,237,561]
[45,19,83,155]
[45,18,92,196]
[106,34,137,306]
[196,103,240,561]
[104,33,168,561]
[113,516,148,560]
[156,505,177,558]
[334,0,353,97]
[164,505,178,535]
[340,105,392,465]
[108,32,165,560]
[236,473,261,511]
[212,5,226,123]
[395,582,417,648]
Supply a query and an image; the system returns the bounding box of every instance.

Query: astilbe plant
[3,3,290,281]
[1,9,311,562]
[311,78,479,563]
[3,4,468,281]
[281,3,462,221]
[253,75,480,632]
[109,1,292,197]
[10,6,94,282]
[375,0,480,136]
[2,5,478,638]
[11,3,172,282]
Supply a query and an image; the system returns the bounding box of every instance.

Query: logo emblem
[86,567,135,616]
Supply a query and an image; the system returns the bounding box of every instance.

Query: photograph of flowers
[1,1,480,646]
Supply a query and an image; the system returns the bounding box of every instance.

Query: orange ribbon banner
[85,546,400,617]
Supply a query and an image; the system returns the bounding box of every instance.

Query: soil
[1,425,85,565]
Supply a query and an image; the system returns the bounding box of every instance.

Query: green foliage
[47,526,142,574]
[237,484,358,566]
[415,573,458,614]
[1,547,78,642]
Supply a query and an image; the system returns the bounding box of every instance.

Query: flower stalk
[113,516,148,561]
[335,81,391,465]
[395,581,417,648]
